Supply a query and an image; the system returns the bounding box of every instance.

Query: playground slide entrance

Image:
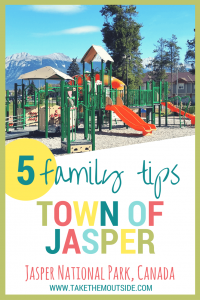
[105,105,156,136]
[161,102,195,125]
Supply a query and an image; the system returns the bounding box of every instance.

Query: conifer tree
[166,34,181,97]
[28,80,36,96]
[100,5,144,89]
[185,33,195,75]
[67,58,81,78]
[146,38,169,82]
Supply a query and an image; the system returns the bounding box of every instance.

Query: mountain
[141,57,153,69]
[5,53,192,90]
[5,52,105,90]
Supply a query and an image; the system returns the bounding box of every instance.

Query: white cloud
[28,5,84,14]
[34,26,100,37]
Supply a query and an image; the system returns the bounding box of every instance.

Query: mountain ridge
[5,52,190,90]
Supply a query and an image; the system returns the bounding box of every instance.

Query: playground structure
[5,45,195,153]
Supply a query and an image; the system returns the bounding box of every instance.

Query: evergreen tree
[146,38,169,82]
[185,34,195,75]
[28,80,36,96]
[100,5,144,89]
[67,58,81,78]
[166,34,181,97]
[18,88,22,95]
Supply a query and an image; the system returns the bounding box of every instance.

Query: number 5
[17,156,35,185]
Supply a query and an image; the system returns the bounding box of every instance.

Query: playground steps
[61,139,92,154]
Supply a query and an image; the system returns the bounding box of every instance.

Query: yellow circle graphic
[6,139,57,201]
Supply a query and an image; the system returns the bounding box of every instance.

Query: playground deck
[5,126,38,140]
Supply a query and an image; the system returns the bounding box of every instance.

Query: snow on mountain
[6,52,73,89]
[142,57,153,68]
[5,52,192,90]
[5,52,105,89]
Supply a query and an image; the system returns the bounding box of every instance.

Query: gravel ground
[6,116,195,156]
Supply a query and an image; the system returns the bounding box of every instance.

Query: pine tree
[28,80,36,96]
[67,58,81,78]
[145,38,169,82]
[185,34,195,75]
[18,88,22,95]
[166,35,181,97]
[100,5,144,89]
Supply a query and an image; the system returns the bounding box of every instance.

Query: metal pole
[67,101,71,154]
[109,61,112,130]
[152,80,155,124]
[34,84,37,106]
[61,80,65,141]
[84,80,88,139]
[99,60,104,131]
[45,81,48,138]
[159,81,162,127]
[38,91,40,130]
[6,90,9,132]
[22,83,25,129]
[177,67,178,107]
[139,86,141,117]
[92,106,95,151]
[14,83,18,130]
[165,82,168,126]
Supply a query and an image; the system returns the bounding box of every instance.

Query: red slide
[105,105,156,136]
[161,102,195,125]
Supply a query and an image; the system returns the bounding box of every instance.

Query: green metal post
[38,91,40,130]
[109,61,112,130]
[127,85,129,107]
[67,103,71,154]
[92,106,95,151]
[139,86,141,117]
[45,81,49,138]
[99,85,102,131]
[109,111,112,130]
[6,90,9,132]
[179,99,182,129]
[98,60,104,131]
[152,80,155,124]
[159,81,162,127]
[101,59,104,89]
[109,61,112,91]
[61,80,65,141]
[91,62,95,95]
[83,61,85,88]
[22,83,25,129]
[76,84,79,129]
[14,83,18,130]
[165,82,168,126]
[96,85,99,129]
[146,83,149,123]
[146,81,149,107]
[124,85,126,105]
[34,88,37,106]
[84,80,88,139]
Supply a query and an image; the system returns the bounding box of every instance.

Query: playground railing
[128,89,139,106]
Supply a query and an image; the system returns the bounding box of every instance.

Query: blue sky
[6,5,195,62]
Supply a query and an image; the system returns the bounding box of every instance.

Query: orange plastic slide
[105,105,156,136]
[161,102,195,125]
